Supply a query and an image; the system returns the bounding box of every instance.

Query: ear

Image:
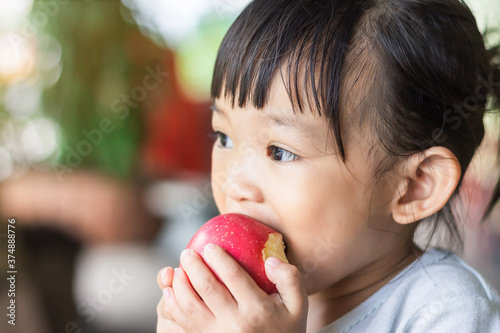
[391,147,461,225]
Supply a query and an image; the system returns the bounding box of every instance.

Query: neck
[305,244,422,332]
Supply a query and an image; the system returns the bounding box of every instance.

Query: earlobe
[392,147,461,225]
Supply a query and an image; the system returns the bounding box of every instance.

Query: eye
[267,146,299,162]
[212,131,234,148]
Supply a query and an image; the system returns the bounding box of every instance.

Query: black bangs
[211,0,371,160]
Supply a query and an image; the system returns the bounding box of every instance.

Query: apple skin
[186,213,286,294]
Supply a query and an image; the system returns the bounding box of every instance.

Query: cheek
[272,162,362,224]
[271,166,369,255]
[211,149,227,213]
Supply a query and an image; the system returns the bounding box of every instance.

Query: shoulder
[399,248,498,299]
[388,248,500,332]
[324,249,500,333]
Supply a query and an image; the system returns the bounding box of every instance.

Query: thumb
[265,257,308,314]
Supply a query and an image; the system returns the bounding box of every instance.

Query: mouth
[253,216,289,257]
[283,238,289,256]
[255,217,289,257]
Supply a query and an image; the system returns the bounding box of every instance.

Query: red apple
[186,213,288,294]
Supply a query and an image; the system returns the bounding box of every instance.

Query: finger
[157,267,174,289]
[172,267,215,325]
[180,248,237,314]
[265,257,308,315]
[201,244,267,304]
[156,318,186,333]
[161,287,200,333]
[157,289,175,321]
[156,298,185,333]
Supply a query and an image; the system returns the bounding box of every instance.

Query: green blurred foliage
[39,0,146,178]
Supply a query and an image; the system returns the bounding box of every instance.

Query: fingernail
[163,288,172,299]
[266,257,282,267]
[161,266,173,277]
[181,249,194,259]
[204,243,215,253]
[174,267,181,277]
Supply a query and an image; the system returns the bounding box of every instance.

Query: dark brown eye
[267,146,298,162]
[213,131,233,148]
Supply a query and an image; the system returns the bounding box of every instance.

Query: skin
[156,77,460,332]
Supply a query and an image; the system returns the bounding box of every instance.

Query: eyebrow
[269,114,323,142]
[211,102,322,141]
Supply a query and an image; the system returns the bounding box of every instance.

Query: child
[156,0,500,331]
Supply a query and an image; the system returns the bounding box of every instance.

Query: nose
[220,156,264,204]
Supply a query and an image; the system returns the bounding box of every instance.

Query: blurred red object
[141,54,213,177]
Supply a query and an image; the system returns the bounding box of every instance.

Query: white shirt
[317,248,500,332]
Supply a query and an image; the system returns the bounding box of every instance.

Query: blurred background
[0,0,498,332]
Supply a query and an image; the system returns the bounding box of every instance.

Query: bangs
[211,0,373,160]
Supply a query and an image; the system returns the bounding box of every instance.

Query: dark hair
[211,0,500,250]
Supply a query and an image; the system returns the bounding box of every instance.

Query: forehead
[213,77,331,141]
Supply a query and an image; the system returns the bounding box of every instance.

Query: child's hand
[156,244,308,333]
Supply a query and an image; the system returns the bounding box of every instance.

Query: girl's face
[211,79,410,296]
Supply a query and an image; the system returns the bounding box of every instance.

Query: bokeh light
[20,116,60,162]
